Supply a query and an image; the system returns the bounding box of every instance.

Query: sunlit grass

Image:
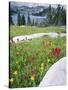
[10,25,66,38]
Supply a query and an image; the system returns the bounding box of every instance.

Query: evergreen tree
[32,18,34,25]
[27,14,31,25]
[21,15,26,25]
[47,5,52,25]
[54,5,61,25]
[60,7,66,25]
[35,18,38,26]
[17,12,21,26]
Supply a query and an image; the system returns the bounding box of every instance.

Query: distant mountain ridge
[10,2,56,16]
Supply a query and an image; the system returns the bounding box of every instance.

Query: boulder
[39,57,66,87]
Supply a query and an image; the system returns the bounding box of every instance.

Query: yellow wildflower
[51,42,53,46]
[41,63,44,67]
[16,61,19,64]
[13,71,18,75]
[41,66,44,71]
[48,59,50,63]
[31,75,35,81]
[9,78,14,83]
[40,63,45,71]
[16,52,19,55]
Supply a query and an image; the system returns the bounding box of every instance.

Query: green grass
[9,25,66,88]
[10,25,66,38]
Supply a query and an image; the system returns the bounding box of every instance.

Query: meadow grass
[10,25,66,38]
[9,25,66,88]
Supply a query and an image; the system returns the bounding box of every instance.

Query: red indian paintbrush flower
[30,64,36,80]
[30,64,33,70]
[30,64,35,75]
[23,74,27,80]
[51,48,61,57]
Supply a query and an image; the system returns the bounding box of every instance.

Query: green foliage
[17,12,21,26]
[32,19,35,26]
[21,15,26,25]
[45,4,66,26]
[54,5,61,25]
[47,5,53,25]
[60,7,66,25]
[27,14,31,25]
[10,26,66,38]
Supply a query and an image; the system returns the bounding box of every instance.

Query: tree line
[10,4,66,26]
[46,5,66,26]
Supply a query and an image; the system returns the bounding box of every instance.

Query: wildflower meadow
[9,26,66,88]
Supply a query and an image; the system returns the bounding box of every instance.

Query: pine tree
[60,7,66,25]
[47,5,52,25]
[21,15,26,25]
[54,5,61,25]
[17,12,21,26]
[27,14,31,25]
[33,18,34,26]
[35,18,38,26]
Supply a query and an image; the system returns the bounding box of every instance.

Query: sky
[10,2,66,9]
